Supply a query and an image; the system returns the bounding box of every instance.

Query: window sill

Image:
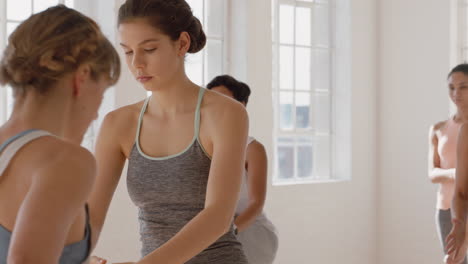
[272,178,350,186]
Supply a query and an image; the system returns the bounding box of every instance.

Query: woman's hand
[445,218,468,264]
[445,253,466,264]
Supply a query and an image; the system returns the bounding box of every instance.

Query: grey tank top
[127,88,248,263]
[0,129,91,264]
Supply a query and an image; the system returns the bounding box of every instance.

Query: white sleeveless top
[235,137,269,224]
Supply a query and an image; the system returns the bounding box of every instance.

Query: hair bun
[118,0,207,54]
[186,16,206,53]
[1,54,36,88]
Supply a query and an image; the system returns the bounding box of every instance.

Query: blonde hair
[0,5,120,96]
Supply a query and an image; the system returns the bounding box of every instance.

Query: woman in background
[208,75,279,264]
[429,64,468,264]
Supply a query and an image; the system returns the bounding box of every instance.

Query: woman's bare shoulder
[201,89,248,121]
[430,120,448,137]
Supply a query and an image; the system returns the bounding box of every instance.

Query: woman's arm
[7,145,95,264]
[137,101,249,264]
[428,123,455,184]
[445,123,468,263]
[234,140,268,232]
[429,168,456,183]
[87,112,127,252]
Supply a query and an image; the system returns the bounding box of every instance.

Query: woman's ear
[177,32,191,57]
[72,64,91,97]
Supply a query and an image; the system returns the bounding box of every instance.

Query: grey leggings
[436,209,468,264]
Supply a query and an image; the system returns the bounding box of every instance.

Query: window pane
[7,0,32,20]
[297,138,313,178]
[34,0,59,13]
[279,92,293,130]
[314,4,330,47]
[278,145,294,179]
[278,137,294,144]
[206,0,224,36]
[312,94,331,132]
[279,4,294,44]
[313,136,331,178]
[96,88,116,129]
[7,22,20,38]
[81,121,96,151]
[296,92,310,129]
[186,51,204,85]
[314,49,330,91]
[205,40,223,84]
[65,0,74,8]
[296,7,311,46]
[295,47,311,91]
[186,0,204,24]
[6,87,13,118]
[280,45,293,90]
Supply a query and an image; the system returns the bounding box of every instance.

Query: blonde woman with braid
[0,5,120,264]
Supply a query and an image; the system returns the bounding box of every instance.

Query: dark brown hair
[0,5,121,96]
[448,63,468,79]
[118,0,206,53]
[207,75,252,105]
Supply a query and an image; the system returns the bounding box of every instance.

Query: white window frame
[201,0,229,85]
[457,0,468,62]
[272,0,351,185]
[183,0,229,87]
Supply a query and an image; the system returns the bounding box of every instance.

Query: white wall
[245,0,377,263]
[377,0,453,263]
[93,163,141,262]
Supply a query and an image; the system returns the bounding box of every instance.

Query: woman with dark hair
[0,5,120,264]
[208,75,279,264]
[428,64,468,264]
[207,75,252,105]
[88,1,249,263]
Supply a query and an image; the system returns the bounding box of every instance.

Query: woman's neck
[453,110,468,123]
[148,76,200,115]
[2,90,72,139]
